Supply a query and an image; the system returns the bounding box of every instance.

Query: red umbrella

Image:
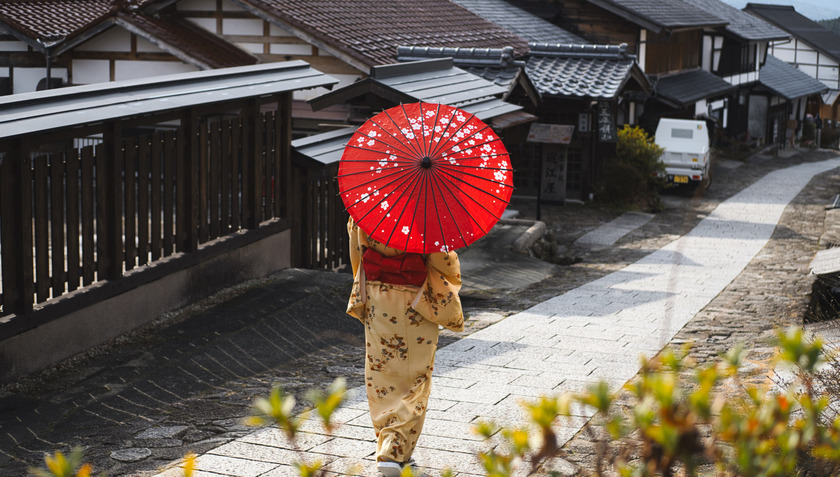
[338,102,513,253]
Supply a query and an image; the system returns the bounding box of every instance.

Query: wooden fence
[0,97,349,335]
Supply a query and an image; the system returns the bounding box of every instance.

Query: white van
[654,118,711,188]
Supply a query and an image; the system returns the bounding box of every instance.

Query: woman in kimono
[346,217,464,477]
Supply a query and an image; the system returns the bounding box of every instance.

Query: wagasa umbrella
[338,102,513,254]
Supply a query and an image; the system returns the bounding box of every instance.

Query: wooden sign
[540,144,567,203]
[597,101,617,143]
[527,123,574,144]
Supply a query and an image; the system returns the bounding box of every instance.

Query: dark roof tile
[759,54,829,100]
[396,45,524,90]
[117,12,258,69]
[0,0,112,46]
[654,68,736,106]
[526,43,644,99]
[450,0,587,44]
[689,0,787,41]
[237,0,529,68]
[745,3,840,62]
[590,0,726,31]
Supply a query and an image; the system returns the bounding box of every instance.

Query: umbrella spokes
[338,102,514,254]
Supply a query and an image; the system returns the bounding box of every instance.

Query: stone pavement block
[422,419,487,441]
[409,446,485,475]
[542,351,596,366]
[193,454,278,477]
[508,372,567,391]
[208,441,302,464]
[259,464,307,476]
[297,419,373,440]
[238,428,331,452]
[427,397,460,411]
[416,434,487,454]
[306,436,375,459]
[438,363,540,383]
[430,385,510,405]
[444,400,531,425]
[321,456,377,476]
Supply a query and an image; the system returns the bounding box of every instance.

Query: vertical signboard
[540,144,566,203]
[597,101,617,143]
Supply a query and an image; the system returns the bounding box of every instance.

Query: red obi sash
[363,249,427,287]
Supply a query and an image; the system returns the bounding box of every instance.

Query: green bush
[597,125,664,210]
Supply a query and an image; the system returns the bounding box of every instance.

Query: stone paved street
[2,148,840,477]
[152,152,840,476]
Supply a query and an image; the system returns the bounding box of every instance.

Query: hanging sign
[597,101,617,143]
[527,123,575,144]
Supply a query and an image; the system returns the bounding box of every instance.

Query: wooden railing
[0,102,296,330]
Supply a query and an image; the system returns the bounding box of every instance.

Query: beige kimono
[346,218,464,463]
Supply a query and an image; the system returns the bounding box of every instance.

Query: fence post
[99,120,124,281]
[0,141,34,315]
[180,109,200,253]
[243,98,260,229]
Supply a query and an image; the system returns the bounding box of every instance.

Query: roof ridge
[396,45,518,67]
[528,42,634,60]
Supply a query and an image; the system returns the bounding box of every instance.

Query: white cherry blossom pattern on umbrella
[338,102,513,254]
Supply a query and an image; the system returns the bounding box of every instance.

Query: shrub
[597,125,664,210]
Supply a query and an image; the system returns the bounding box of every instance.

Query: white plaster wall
[115,61,197,81]
[136,36,166,53]
[269,23,294,36]
[798,49,819,64]
[240,44,264,54]
[222,18,262,35]
[771,45,796,62]
[270,44,312,56]
[800,64,818,77]
[186,17,216,32]
[76,27,130,52]
[13,67,67,93]
[0,40,28,51]
[71,59,110,84]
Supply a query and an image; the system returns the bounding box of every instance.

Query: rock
[135,425,189,440]
[110,448,152,462]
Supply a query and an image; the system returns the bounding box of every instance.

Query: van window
[671,128,693,139]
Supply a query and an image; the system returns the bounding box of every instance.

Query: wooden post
[0,141,34,315]
[100,121,124,281]
[243,98,260,229]
[180,109,200,252]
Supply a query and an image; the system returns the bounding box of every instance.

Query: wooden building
[745,3,840,121]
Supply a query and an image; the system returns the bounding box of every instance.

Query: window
[672,129,693,139]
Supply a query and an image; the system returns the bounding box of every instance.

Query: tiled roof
[745,4,840,63]
[0,1,257,69]
[116,12,258,69]
[396,46,523,92]
[759,55,829,100]
[449,0,588,44]
[309,58,534,126]
[234,0,529,69]
[654,68,736,106]
[689,0,787,41]
[525,43,648,100]
[589,0,727,32]
[0,0,112,47]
